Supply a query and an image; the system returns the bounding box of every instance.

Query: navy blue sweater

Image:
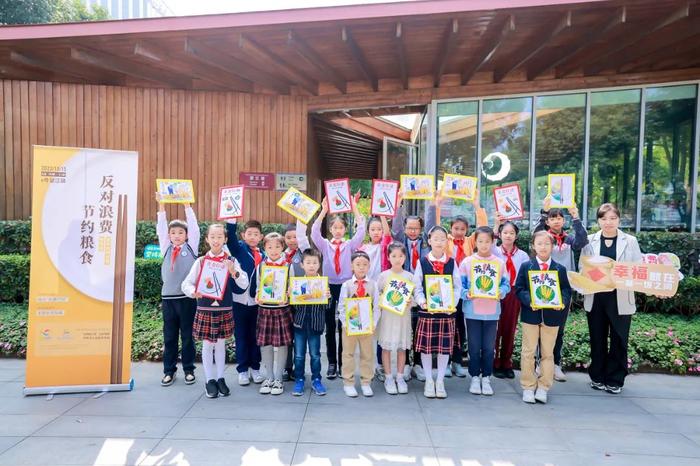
[226,222,265,298]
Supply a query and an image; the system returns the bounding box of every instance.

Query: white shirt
[413,252,463,309]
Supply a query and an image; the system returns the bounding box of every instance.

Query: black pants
[405,306,421,367]
[586,301,632,387]
[326,284,343,366]
[232,303,261,373]
[451,304,466,365]
[162,297,196,375]
[553,304,570,366]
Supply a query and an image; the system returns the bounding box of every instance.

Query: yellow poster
[25,146,138,395]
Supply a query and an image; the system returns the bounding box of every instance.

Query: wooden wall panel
[0,79,309,223]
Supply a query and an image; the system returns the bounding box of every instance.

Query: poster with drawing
[379,274,415,315]
[195,258,230,301]
[400,174,435,200]
[257,265,289,304]
[425,274,455,313]
[442,174,477,201]
[528,270,563,309]
[324,178,352,214]
[277,187,321,224]
[345,297,373,336]
[156,179,195,204]
[371,179,399,217]
[289,276,329,305]
[469,259,502,300]
[493,183,524,220]
[217,185,245,220]
[548,174,575,208]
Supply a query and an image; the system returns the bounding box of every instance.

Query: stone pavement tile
[0,396,85,415]
[541,409,671,433]
[213,381,310,404]
[684,433,700,446]
[184,397,308,421]
[166,418,301,443]
[65,388,200,417]
[434,448,585,466]
[303,401,419,424]
[560,428,699,457]
[32,415,180,439]
[306,379,419,404]
[298,421,432,447]
[619,373,700,400]
[0,437,23,456]
[138,439,295,466]
[291,443,437,466]
[422,404,550,428]
[629,397,700,416]
[0,414,58,436]
[575,452,700,466]
[0,437,159,466]
[416,389,527,409]
[652,414,700,435]
[536,394,650,414]
[0,360,25,382]
[429,425,571,451]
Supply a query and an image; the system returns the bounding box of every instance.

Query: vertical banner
[25,146,138,395]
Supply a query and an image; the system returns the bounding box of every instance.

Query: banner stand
[23,379,134,397]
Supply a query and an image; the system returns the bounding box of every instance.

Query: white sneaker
[343,385,358,398]
[469,376,482,395]
[444,366,453,378]
[402,365,412,382]
[554,365,567,382]
[361,384,374,397]
[251,369,265,384]
[384,376,398,395]
[396,376,408,394]
[259,379,272,394]
[424,378,436,398]
[481,376,494,396]
[435,380,447,398]
[413,365,426,382]
[452,362,468,378]
[238,372,251,386]
[522,389,536,404]
[535,387,548,403]
[270,379,284,395]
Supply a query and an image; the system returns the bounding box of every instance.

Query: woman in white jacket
[579,203,642,394]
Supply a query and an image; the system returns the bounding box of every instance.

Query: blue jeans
[294,329,322,381]
[465,319,498,377]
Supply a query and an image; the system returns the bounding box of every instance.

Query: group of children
[157,189,587,404]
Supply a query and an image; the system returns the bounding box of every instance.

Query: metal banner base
[23,378,134,396]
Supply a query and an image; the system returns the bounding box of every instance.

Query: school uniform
[256,258,294,348]
[515,258,572,391]
[291,277,327,382]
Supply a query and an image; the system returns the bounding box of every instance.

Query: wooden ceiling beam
[183,38,289,94]
[528,6,625,80]
[342,26,378,92]
[493,11,571,83]
[394,22,409,90]
[582,2,690,76]
[432,18,459,88]
[0,62,61,82]
[10,50,125,85]
[461,14,515,86]
[238,33,318,95]
[287,30,346,94]
[69,47,190,88]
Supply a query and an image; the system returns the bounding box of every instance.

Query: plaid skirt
[414,314,455,355]
[192,309,234,342]
[257,306,294,347]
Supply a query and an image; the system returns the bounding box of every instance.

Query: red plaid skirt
[256,306,293,347]
[414,314,455,355]
[193,309,234,342]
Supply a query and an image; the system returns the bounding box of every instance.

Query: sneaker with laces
[534,387,547,403]
[311,379,327,396]
[605,384,622,394]
[424,378,436,398]
[493,368,506,379]
[469,376,482,395]
[452,363,468,378]
[402,365,412,382]
[292,379,305,396]
[282,369,292,382]
[251,369,265,384]
[554,365,567,382]
[444,366,453,378]
[161,373,175,387]
[361,384,373,397]
[522,389,536,404]
[205,379,219,398]
[435,380,447,399]
[184,372,196,385]
[481,376,494,396]
[375,365,386,382]
[343,385,358,397]
[413,365,426,382]
[396,376,408,394]
[327,363,338,380]
[217,378,230,396]
[590,381,606,391]
[238,372,251,386]
[270,379,284,395]
[384,376,398,395]
[259,379,273,395]
[504,368,516,379]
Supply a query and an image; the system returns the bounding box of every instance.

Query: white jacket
[579,230,642,316]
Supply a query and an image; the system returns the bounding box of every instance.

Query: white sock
[202,340,214,381]
[215,339,226,379]
[421,353,433,380]
[261,346,274,379]
[436,354,449,382]
[274,346,288,381]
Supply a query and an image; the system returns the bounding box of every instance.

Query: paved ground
[0,358,699,466]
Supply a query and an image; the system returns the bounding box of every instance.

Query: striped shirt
[291,302,326,334]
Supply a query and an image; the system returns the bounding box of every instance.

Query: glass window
[533,94,586,218]
[588,89,641,229]
[480,97,533,228]
[641,85,697,231]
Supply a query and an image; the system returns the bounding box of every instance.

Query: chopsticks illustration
[110,194,127,385]
[335,190,351,208]
[382,192,395,212]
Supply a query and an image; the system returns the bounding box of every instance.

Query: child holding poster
[376,242,419,395]
[156,194,201,387]
[515,230,572,404]
[182,224,249,399]
[336,251,381,397]
[310,195,366,380]
[413,226,462,399]
[459,227,510,396]
[255,232,293,396]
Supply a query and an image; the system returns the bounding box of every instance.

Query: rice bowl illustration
[386,289,404,307]
[536,284,555,302]
[475,275,494,292]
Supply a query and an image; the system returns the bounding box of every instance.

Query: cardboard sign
[371,179,399,218]
[469,259,502,300]
[195,257,230,301]
[442,174,477,201]
[156,179,195,204]
[277,187,321,224]
[425,274,455,313]
[528,270,563,309]
[379,274,415,315]
[345,297,373,336]
[493,183,524,220]
[400,174,435,200]
[325,178,352,214]
[217,185,245,220]
[548,174,576,208]
[289,276,329,305]
[257,265,289,304]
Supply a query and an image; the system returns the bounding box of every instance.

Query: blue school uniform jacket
[226,222,264,298]
[515,258,572,327]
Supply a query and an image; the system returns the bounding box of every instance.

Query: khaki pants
[520,322,559,391]
[341,332,374,386]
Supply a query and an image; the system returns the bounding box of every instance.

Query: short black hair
[450,216,469,229]
[168,219,188,233]
[474,226,495,240]
[387,241,407,256]
[301,248,322,262]
[243,220,263,234]
[547,208,565,219]
[284,223,296,233]
[427,225,448,238]
[498,221,520,236]
[404,215,424,228]
[351,250,370,263]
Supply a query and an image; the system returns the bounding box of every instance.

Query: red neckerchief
[171,245,181,271]
[411,241,419,270]
[453,238,466,266]
[332,239,343,275]
[502,245,517,287]
[285,249,297,264]
[549,231,567,250]
[251,246,263,266]
[356,278,367,297]
[208,252,227,262]
[430,254,446,275]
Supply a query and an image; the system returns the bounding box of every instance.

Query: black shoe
[283,369,294,382]
[493,369,506,379]
[205,379,219,398]
[161,373,175,386]
[326,364,337,379]
[217,378,230,397]
[605,384,622,394]
[184,372,196,385]
[590,381,606,391]
[504,369,515,379]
